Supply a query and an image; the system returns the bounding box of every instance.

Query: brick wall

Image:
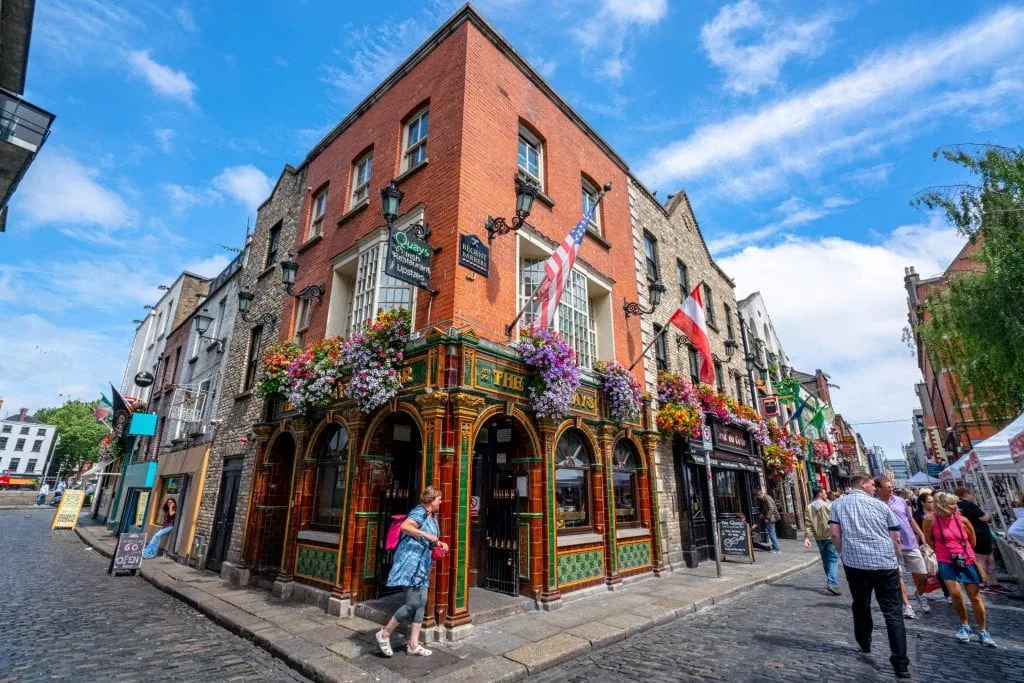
[193,165,306,565]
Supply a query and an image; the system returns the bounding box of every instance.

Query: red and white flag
[668,284,715,385]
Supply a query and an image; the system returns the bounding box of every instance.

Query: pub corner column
[443,391,484,636]
[329,408,367,617]
[235,423,274,586]
[272,417,311,600]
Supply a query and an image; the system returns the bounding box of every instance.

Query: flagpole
[628,323,673,372]
[504,182,613,337]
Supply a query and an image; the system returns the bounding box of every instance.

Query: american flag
[530,199,601,330]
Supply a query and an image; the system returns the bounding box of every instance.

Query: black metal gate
[483,488,520,595]
[373,487,409,599]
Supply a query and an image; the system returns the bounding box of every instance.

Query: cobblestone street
[531,558,1024,682]
[0,510,308,682]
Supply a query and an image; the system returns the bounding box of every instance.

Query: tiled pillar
[238,424,273,577]
[330,409,365,616]
[537,419,562,608]
[444,391,484,634]
[273,417,310,599]
[415,391,448,630]
[599,424,621,587]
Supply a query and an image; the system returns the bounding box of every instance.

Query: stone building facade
[628,179,761,568]
[193,165,306,574]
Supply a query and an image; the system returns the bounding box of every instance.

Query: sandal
[407,644,433,656]
[375,630,393,657]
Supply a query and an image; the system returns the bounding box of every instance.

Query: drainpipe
[737,311,758,408]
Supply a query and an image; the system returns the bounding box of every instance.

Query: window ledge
[234,391,253,402]
[257,264,277,281]
[556,531,602,548]
[297,529,340,545]
[396,159,428,184]
[297,233,322,254]
[337,199,369,226]
[585,230,610,250]
[616,527,649,540]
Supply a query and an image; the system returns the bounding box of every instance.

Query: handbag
[431,544,448,561]
[920,544,938,575]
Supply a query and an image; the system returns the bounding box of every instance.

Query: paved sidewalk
[76,521,818,683]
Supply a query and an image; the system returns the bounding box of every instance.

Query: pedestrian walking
[829,474,910,679]
[755,490,782,553]
[828,490,843,502]
[36,481,50,506]
[876,476,930,617]
[803,487,840,595]
[954,487,999,590]
[916,491,951,604]
[376,486,448,658]
[923,492,997,647]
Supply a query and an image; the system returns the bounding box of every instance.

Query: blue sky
[2,0,1023,463]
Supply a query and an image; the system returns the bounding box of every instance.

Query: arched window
[613,441,640,526]
[555,431,591,531]
[312,425,349,529]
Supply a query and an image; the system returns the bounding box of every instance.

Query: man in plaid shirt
[829,474,909,679]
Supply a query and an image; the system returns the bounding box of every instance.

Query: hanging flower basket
[594,360,642,424]
[257,341,302,399]
[286,337,345,410]
[342,308,411,414]
[763,443,796,482]
[656,402,703,438]
[511,328,581,419]
[656,371,770,445]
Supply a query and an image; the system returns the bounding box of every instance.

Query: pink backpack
[385,514,407,552]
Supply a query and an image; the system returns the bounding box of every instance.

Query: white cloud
[163,183,220,214]
[701,0,836,94]
[323,18,429,100]
[0,257,164,314]
[185,254,231,279]
[155,128,176,153]
[639,6,1024,189]
[17,149,133,234]
[176,5,198,32]
[707,195,857,253]
[35,0,140,65]
[720,217,964,464]
[128,50,198,106]
[843,163,894,186]
[570,0,668,81]
[0,314,129,415]
[211,165,273,210]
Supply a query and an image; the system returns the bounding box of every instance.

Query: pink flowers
[594,360,642,424]
[511,328,581,419]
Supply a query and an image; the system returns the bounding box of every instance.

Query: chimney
[18,407,28,421]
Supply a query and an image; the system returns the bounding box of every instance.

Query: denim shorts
[937,561,981,584]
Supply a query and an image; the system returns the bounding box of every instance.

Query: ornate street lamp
[485,175,540,243]
[236,290,277,325]
[624,280,666,317]
[194,312,226,352]
[381,179,404,225]
[280,252,325,304]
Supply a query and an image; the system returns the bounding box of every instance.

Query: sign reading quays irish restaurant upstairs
[385,224,433,291]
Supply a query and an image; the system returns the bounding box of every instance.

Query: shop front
[146,443,211,561]
[236,331,661,636]
[114,460,157,535]
[672,418,763,568]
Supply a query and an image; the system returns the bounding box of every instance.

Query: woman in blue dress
[375,486,447,657]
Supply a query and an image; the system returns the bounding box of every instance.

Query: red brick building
[240,6,660,637]
[905,240,1003,461]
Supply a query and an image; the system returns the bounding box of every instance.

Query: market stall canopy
[973,411,1024,473]
[940,452,971,480]
[906,471,941,486]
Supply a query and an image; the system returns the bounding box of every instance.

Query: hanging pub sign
[134,371,154,388]
[385,222,433,291]
[459,234,489,276]
[761,395,779,417]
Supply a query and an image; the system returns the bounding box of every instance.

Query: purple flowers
[594,360,642,424]
[511,328,581,419]
[342,308,410,413]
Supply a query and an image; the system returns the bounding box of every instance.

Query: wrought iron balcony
[0,88,55,232]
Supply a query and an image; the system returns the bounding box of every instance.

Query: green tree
[912,144,1024,421]
[34,400,109,476]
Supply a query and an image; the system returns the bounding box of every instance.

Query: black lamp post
[236,290,277,325]
[280,252,325,304]
[623,280,666,317]
[485,175,540,243]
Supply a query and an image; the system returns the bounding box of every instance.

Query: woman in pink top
[923,493,994,646]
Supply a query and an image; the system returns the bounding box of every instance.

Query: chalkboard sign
[111,532,146,574]
[718,518,754,563]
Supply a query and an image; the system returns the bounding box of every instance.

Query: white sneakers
[902,604,917,619]
[915,594,931,614]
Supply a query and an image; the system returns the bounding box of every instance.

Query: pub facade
[231,6,663,638]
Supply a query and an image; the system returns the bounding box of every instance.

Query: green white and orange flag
[92,394,113,422]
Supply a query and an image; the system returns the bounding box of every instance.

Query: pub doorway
[367,412,423,599]
[254,433,295,575]
[470,416,528,596]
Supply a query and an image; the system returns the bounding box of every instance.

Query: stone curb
[75,525,820,683]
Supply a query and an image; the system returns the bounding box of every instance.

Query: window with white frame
[325,229,417,339]
[581,178,601,235]
[517,126,543,188]
[309,186,328,240]
[519,252,610,370]
[351,151,374,208]
[402,108,429,171]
